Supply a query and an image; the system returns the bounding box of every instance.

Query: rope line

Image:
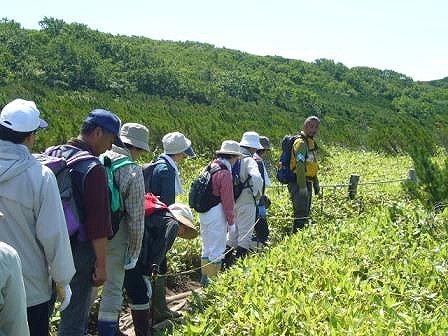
[156,175,415,278]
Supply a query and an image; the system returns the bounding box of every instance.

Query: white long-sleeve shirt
[0,140,75,307]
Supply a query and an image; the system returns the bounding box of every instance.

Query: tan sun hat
[120,122,150,152]
[168,203,198,239]
[216,140,242,156]
[162,132,195,157]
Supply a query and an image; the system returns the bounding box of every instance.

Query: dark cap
[84,109,124,147]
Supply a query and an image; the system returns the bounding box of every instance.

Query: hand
[124,255,139,270]
[298,187,309,199]
[56,284,72,312]
[92,265,107,287]
[228,224,236,234]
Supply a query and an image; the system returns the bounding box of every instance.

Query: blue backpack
[276,134,302,184]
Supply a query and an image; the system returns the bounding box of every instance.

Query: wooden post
[408,168,417,183]
[348,174,360,200]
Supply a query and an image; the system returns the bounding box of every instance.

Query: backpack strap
[100,155,135,212]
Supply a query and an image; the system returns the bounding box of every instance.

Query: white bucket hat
[216,140,242,156]
[168,203,198,239]
[120,123,150,152]
[162,132,195,157]
[239,131,262,149]
[0,98,48,132]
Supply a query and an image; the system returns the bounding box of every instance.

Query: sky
[3,0,448,81]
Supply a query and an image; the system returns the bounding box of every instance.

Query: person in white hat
[224,131,263,263]
[96,123,150,335]
[124,201,198,332]
[136,131,194,324]
[0,99,75,335]
[252,136,272,247]
[196,140,241,286]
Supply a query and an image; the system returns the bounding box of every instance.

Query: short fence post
[348,174,360,200]
[408,168,417,183]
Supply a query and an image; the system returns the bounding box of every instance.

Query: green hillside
[1,17,448,152]
[2,17,448,336]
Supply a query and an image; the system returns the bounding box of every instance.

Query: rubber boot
[200,258,210,287]
[97,320,119,336]
[221,245,235,269]
[152,276,181,323]
[131,309,151,336]
[235,246,249,259]
[208,262,221,278]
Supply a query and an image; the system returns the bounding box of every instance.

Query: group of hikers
[0,98,320,336]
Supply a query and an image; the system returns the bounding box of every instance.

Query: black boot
[131,309,151,336]
[235,246,249,259]
[221,245,235,269]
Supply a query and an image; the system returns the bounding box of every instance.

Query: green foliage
[168,147,448,335]
[405,145,448,211]
[1,18,448,153]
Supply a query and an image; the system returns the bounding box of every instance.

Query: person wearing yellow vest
[288,116,320,232]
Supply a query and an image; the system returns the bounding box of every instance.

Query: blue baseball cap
[84,109,124,147]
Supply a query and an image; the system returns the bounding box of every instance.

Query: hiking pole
[150,264,160,329]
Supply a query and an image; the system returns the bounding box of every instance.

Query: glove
[56,284,72,312]
[298,187,309,199]
[313,178,320,196]
[258,205,267,219]
[228,224,236,234]
[124,255,139,270]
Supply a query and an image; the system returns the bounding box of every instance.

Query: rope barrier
[157,175,416,279]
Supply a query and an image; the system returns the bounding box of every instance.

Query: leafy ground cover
[166,146,448,335]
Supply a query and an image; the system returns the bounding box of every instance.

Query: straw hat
[168,203,198,239]
[216,140,241,156]
[239,131,262,149]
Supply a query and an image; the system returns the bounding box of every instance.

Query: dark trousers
[288,180,312,233]
[27,300,50,336]
[58,241,96,336]
[139,211,179,275]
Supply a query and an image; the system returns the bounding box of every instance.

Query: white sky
[3,0,448,81]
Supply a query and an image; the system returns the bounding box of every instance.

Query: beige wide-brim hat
[216,140,242,156]
[120,122,151,152]
[239,131,262,149]
[168,203,198,239]
[162,132,196,157]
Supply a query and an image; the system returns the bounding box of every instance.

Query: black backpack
[189,163,226,213]
[142,158,166,193]
[276,134,302,184]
